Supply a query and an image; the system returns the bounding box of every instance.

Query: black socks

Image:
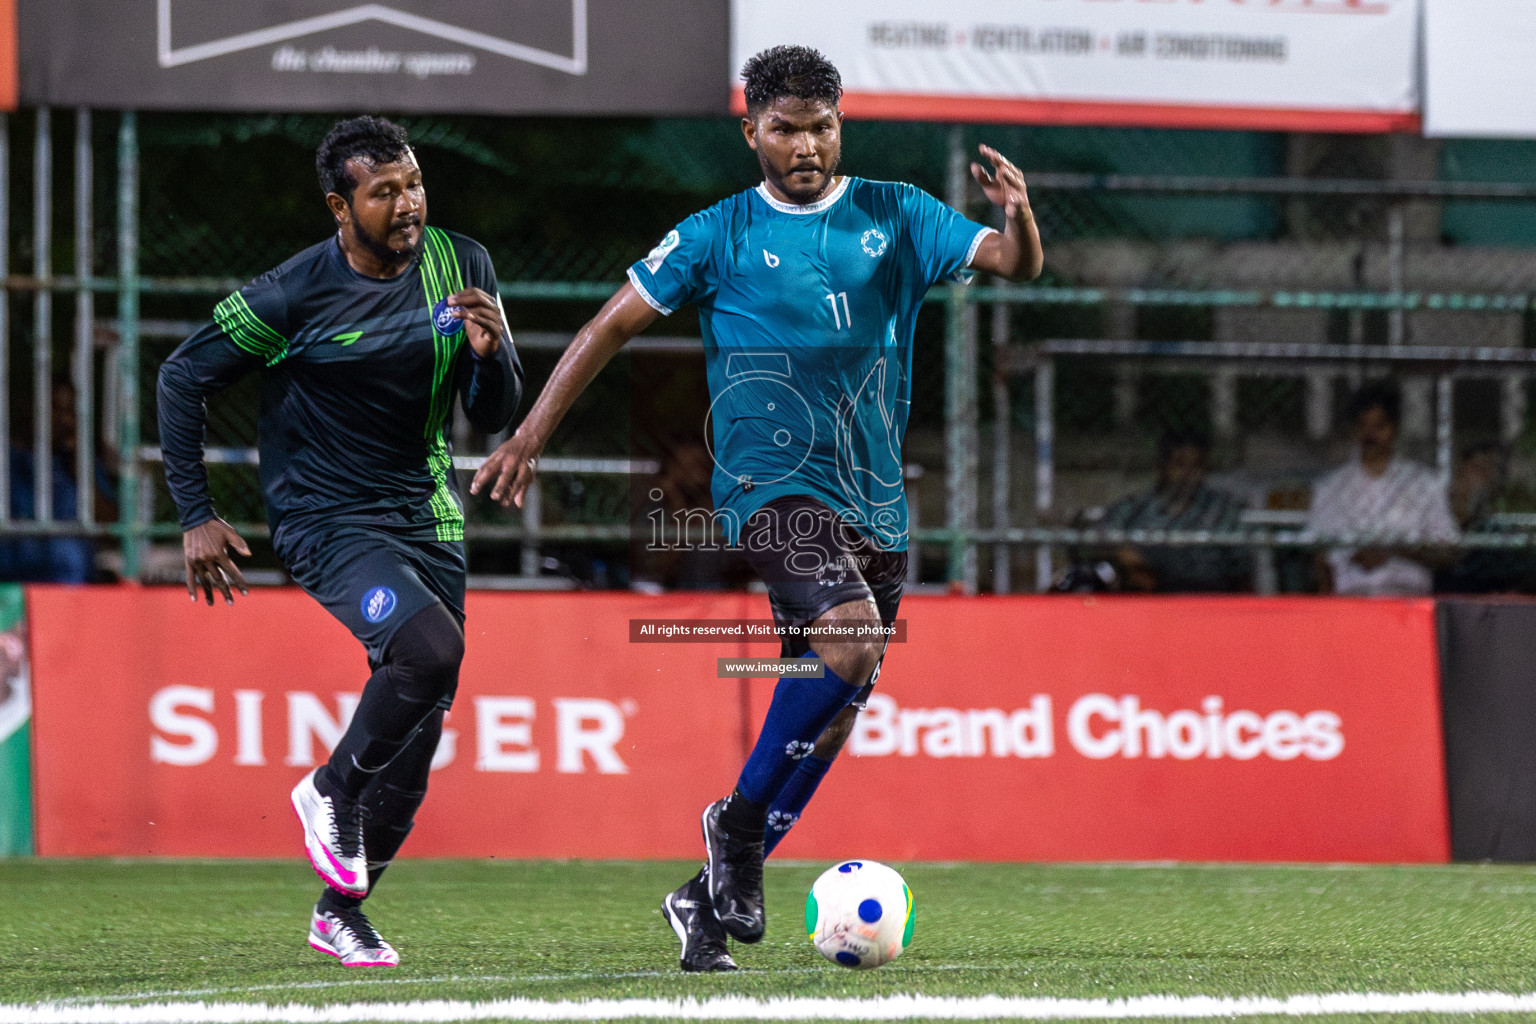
[718,788,768,836]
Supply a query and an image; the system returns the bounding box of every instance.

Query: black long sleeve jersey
[158,227,523,547]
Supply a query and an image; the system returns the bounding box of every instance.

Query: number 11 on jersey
[826,291,852,330]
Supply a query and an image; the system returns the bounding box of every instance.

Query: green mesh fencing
[10,112,1536,592]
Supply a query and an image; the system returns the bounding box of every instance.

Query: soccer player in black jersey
[157,116,522,967]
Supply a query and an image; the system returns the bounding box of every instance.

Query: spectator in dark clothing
[1435,442,1536,594]
[0,380,116,583]
[1069,429,1250,593]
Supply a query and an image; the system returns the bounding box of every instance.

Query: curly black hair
[740,45,842,116]
[1346,380,1402,428]
[1157,427,1213,464]
[315,116,412,202]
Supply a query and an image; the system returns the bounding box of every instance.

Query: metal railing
[8,109,1536,592]
[1010,339,1536,592]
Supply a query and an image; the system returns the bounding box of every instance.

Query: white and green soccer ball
[804,859,914,969]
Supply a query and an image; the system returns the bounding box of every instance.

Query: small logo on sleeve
[431,299,464,336]
[332,330,364,346]
[361,587,398,624]
[642,230,681,273]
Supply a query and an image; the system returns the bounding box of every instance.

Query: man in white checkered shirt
[1307,381,1459,596]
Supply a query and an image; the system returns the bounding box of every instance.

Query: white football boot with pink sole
[309,906,398,967]
[290,768,369,897]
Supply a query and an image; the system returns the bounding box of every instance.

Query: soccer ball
[804,860,914,969]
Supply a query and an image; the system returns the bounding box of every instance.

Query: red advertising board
[28,587,1448,862]
[0,0,14,112]
[762,596,1448,863]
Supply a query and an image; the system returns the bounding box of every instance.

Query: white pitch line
[50,965,1000,1007]
[48,975,671,1006]
[7,992,1536,1022]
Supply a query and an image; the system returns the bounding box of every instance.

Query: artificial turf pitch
[3,859,1536,1021]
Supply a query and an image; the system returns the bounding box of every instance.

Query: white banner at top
[1424,0,1536,138]
[731,0,1420,132]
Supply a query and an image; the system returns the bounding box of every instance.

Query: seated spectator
[1307,381,1458,596]
[1435,442,1536,594]
[1070,429,1250,593]
[0,379,116,584]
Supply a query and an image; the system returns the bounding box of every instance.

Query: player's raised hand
[447,287,505,359]
[971,144,1033,224]
[183,517,251,606]
[966,144,1044,282]
[470,428,544,509]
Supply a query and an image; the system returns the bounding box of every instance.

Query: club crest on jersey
[763,249,780,268]
[642,230,680,273]
[431,299,464,336]
[361,586,397,624]
[861,229,888,258]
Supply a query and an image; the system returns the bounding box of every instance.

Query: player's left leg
[310,708,445,967]
[321,601,463,797]
[665,500,900,963]
[357,706,447,894]
[291,598,462,897]
[285,532,467,962]
[701,594,876,943]
[286,530,467,898]
[669,551,902,949]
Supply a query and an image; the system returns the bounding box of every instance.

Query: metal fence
[7,109,1536,593]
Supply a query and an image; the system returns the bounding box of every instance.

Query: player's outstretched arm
[967,145,1044,283]
[470,282,660,508]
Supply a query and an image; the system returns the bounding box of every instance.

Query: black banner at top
[20,0,728,115]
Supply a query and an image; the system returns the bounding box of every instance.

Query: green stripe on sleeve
[213,292,289,365]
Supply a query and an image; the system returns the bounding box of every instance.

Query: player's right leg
[762,549,905,856]
[308,901,400,967]
[282,529,465,897]
[660,864,738,972]
[661,560,902,966]
[695,499,884,943]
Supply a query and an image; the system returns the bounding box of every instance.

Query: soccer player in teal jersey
[473,45,1042,971]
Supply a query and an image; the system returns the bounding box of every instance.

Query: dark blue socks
[763,754,832,856]
[735,655,859,808]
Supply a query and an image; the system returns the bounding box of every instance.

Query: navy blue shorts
[279,526,466,667]
[738,496,905,700]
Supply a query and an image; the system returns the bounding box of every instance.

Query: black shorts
[739,496,905,697]
[279,526,466,667]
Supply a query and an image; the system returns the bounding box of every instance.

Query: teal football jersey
[627,176,992,550]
